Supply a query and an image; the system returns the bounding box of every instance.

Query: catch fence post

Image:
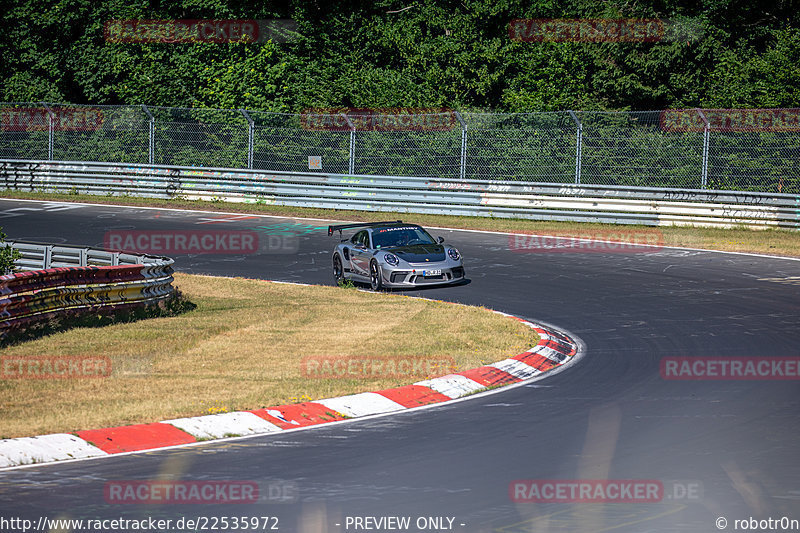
[342,114,355,174]
[41,102,55,161]
[455,112,467,180]
[240,109,254,169]
[141,105,155,165]
[697,109,710,189]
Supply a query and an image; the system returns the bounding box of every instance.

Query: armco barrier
[9,240,174,271]
[0,242,175,338]
[1,160,799,229]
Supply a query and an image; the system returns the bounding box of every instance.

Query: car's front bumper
[379,264,466,288]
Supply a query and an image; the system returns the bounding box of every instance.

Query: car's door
[349,230,371,277]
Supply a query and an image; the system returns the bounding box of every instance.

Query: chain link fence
[1,103,798,193]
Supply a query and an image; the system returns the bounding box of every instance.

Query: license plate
[422,269,442,276]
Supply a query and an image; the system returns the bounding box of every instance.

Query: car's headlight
[448,248,460,261]
[384,253,400,266]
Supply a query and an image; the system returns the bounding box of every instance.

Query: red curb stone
[456,366,522,387]
[249,402,348,429]
[76,423,196,454]
[512,352,560,372]
[373,385,451,408]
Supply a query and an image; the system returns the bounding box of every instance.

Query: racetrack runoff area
[0,273,540,439]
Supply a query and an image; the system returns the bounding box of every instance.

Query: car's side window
[352,231,368,247]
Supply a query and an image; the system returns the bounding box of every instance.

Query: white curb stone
[163,412,282,440]
[415,374,486,399]
[317,392,406,418]
[534,345,570,364]
[0,433,107,467]
[490,358,542,380]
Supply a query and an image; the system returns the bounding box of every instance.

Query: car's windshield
[372,226,436,249]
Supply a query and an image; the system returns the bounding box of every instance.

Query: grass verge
[2,190,799,257]
[0,290,196,348]
[0,273,540,439]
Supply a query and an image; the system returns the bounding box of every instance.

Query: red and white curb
[0,315,579,469]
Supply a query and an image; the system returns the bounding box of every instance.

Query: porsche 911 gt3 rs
[328,220,465,290]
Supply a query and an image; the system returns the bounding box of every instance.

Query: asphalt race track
[1,198,799,533]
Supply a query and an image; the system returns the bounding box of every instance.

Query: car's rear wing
[327,220,403,236]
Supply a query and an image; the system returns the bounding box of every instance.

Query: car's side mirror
[437,236,445,243]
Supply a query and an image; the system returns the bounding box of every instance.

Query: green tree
[1,0,799,111]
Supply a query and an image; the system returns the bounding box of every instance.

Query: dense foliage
[2,1,798,112]
[0,229,21,274]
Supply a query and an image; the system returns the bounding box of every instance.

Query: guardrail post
[568,110,583,185]
[79,248,88,267]
[342,114,355,174]
[455,112,467,180]
[43,245,52,269]
[41,102,55,161]
[240,109,254,169]
[697,109,710,189]
[141,105,155,165]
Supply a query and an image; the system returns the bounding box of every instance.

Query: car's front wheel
[370,260,384,291]
[333,254,345,284]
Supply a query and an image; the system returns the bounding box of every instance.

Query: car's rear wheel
[370,260,384,291]
[333,254,344,284]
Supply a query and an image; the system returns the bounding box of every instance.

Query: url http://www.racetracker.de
[0,515,281,532]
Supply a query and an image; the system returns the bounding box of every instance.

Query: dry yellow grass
[0,273,540,438]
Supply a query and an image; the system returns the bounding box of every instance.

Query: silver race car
[328,221,465,290]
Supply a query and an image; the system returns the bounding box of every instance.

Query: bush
[0,229,21,275]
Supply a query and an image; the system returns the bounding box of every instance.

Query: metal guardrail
[1,159,798,229]
[0,241,175,338]
[8,241,169,271]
